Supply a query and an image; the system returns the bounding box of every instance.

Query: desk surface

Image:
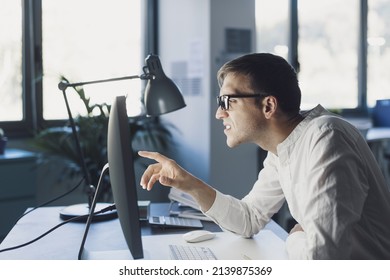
[0,203,288,260]
[366,127,390,141]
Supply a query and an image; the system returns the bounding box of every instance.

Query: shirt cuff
[285,231,307,259]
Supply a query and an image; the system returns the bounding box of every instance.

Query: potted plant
[32,78,176,201]
[0,128,7,155]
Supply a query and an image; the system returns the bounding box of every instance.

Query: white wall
[159,0,259,199]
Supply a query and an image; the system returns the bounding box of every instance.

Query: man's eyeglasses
[216,94,263,110]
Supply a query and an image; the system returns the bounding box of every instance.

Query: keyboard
[169,244,217,260]
[149,216,203,228]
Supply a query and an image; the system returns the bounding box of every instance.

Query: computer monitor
[107,95,143,259]
[78,95,143,259]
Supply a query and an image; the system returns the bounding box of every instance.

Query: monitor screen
[107,95,143,259]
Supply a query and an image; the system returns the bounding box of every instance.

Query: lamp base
[59,203,117,222]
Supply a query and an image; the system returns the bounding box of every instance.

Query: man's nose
[215,106,228,119]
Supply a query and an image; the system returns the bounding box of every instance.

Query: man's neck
[264,113,304,155]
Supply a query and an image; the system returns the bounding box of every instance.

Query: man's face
[216,73,266,148]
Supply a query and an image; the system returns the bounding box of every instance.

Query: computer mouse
[182,230,216,243]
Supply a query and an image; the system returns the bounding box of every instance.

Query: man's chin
[226,139,239,148]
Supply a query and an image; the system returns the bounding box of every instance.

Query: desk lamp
[58,54,186,221]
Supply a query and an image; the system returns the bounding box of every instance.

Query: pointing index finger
[138,151,168,163]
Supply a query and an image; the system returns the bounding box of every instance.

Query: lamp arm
[58,74,151,90]
[58,71,154,207]
[61,88,95,205]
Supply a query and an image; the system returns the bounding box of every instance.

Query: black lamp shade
[144,55,186,116]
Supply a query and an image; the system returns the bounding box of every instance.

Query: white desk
[0,205,288,260]
[366,127,390,141]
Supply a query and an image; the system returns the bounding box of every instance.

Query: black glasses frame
[216,94,263,110]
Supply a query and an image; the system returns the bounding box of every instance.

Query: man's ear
[262,96,277,119]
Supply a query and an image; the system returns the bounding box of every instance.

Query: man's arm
[139,150,285,238]
[138,151,216,212]
[288,126,369,259]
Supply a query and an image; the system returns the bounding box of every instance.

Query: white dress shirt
[205,105,390,259]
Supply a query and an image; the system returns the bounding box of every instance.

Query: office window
[0,0,149,136]
[255,0,289,60]
[42,0,143,119]
[255,0,371,111]
[298,0,359,110]
[0,0,23,121]
[367,0,390,107]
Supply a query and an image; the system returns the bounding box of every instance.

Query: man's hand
[138,151,191,191]
[289,223,304,235]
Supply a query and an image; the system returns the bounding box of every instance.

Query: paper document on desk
[168,188,212,221]
[168,188,199,209]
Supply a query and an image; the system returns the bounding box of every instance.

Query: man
[139,53,390,259]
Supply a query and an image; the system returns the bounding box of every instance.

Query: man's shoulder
[306,112,361,141]
[303,105,350,129]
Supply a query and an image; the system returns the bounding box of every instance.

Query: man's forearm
[186,178,216,212]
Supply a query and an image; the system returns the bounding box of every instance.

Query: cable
[12,177,85,225]
[0,204,116,254]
